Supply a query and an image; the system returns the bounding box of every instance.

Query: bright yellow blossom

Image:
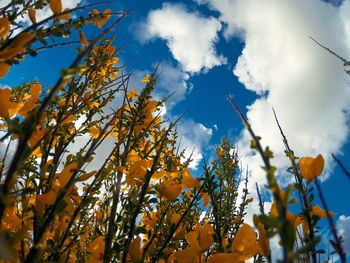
[299,154,324,183]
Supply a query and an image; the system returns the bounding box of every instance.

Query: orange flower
[127,160,149,185]
[18,83,42,117]
[207,253,242,263]
[0,88,23,119]
[58,8,70,21]
[89,127,101,138]
[53,162,78,191]
[87,236,105,263]
[0,32,35,62]
[311,205,335,218]
[206,224,259,262]
[36,190,57,205]
[182,168,200,190]
[129,236,143,263]
[50,0,62,15]
[0,16,9,38]
[158,181,182,201]
[28,8,36,24]
[174,223,214,262]
[127,88,137,99]
[0,63,10,78]
[141,73,151,83]
[231,223,260,260]
[202,193,210,206]
[270,202,303,229]
[28,126,49,147]
[90,9,112,28]
[79,31,89,46]
[299,154,324,183]
[257,223,269,256]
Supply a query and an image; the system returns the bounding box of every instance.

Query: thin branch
[314,180,346,263]
[332,154,350,180]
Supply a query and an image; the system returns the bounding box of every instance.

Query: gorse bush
[0,1,347,262]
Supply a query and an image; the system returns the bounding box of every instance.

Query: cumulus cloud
[140,3,226,73]
[198,0,350,189]
[337,215,350,253]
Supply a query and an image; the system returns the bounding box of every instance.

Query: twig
[314,180,346,263]
[332,154,350,180]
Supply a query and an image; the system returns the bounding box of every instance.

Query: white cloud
[176,118,213,169]
[140,3,226,73]
[199,0,350,188]
[195,0,237,39]
[337,215,350,254]
[195,2,350,259]
[156,62,192,108]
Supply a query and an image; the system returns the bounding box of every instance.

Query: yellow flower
[129,236,142,263]
[0,88,24,119]
[18,83,42,117]
[0,16,10,38]
[141,73,151,83]
[28,8,36,24]
[87,236,105,263]
[28,126,49,147]
[127,149,141,163]
[207,253,242,263]
[58,8,70,21]
[127,160,148,185]
[127,88,137,99]
[174,223,214,263]
[182,168,200,190]
[0,63,10,78]
[232,223,260,260]
[0,32,35,62]
[170,213,181,225]
[202,193,210,207]
[36,190,57,205]
[158,181,182,201]
[270,202,303,229]
[199,223,214,251]
[77,170,97,182]
[299,154,324,183]
[89,127,101,138]
[253,215,270,257]
[80,31,89,46]
[311,205,335,218]
[50,0,62,15]
[1,206,21,231]
[53,162,78,191]
[90,9,112,28]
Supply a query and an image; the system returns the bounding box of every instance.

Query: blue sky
[1,0,350,260]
